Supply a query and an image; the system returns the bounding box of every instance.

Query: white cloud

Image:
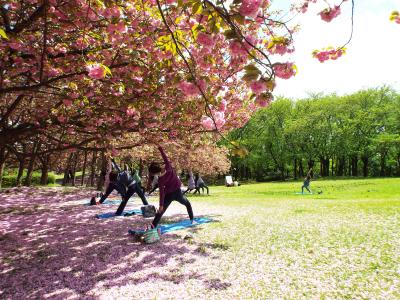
[271,0,400,99]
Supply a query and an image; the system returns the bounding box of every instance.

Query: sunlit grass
[185,178,400,298]
[1,178,399,299]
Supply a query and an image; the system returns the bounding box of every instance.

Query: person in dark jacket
[98,159,148,215]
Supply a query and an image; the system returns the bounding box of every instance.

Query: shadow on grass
[0,187,220,299]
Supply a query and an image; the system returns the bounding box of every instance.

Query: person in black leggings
[98,159,148,215]
[149,146,194,228]
[194,173,209,195]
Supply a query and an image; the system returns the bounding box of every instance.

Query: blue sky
[268,0,400,99]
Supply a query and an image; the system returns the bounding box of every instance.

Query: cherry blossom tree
[0,0,357,186]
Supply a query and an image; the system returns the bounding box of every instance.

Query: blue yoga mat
[295,192,313,195]
[84,199,121,206]
[96,209,142,219]
[128,217,213,235]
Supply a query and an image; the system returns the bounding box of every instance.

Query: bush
[1,171,56,187]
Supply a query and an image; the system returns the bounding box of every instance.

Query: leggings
[302,185,311,193]
[152,188,193,227]
[183,187,196,194]
[99,181,126,203]
[194,183,209,195]
[116,183,149,215]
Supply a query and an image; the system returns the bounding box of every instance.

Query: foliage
[1,171,56,187]
[227,87,400,180]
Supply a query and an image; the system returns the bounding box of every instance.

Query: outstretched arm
[158,146,172,171]
[111,159,121,173]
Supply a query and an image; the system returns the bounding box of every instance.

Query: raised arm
[158,146,172,171]
[111,159,121,173]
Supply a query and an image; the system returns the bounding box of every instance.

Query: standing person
[148,146,194,228]
[301,169,313,194]
[98,159,149,215]
[183,170,196,194]
[194,173,209,195]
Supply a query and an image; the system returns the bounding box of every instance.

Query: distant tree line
[227,87,400,181]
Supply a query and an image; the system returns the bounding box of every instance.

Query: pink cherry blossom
[239,0,263,18]
[116,22,128,33]
[179,81,200,97]
[126,108,136,116]
[63,99,73,107]
[255,92,273,107]
[273,62,297,79]
[312,48,345,63]
[319,5,341,22]
[229,41,248,58]
[197,33,215,50]
[219,99,227,112]
[86,64,106,80]
[250,80,266,95]
[8,41,22,50]
[202,117,214,130]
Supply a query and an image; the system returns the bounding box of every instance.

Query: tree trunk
[293,158,297,179]
[380,152,386,177]
[320,158,329,177]
[81,151,88,186]
[24,157,35,186]
[361,156,369,177]
[299,159,304,178]
[337,156,345,176]
[90,151,97,187]
[351,155,358,177]
[40,161,49,185]
[320,159,323,177]
[71,152,78,186]
[308,159,314,170]
[325,158,330,177]
[24,142,40,186]
[62,153,74,186]
[16,158,25,186]
[280,165,285,181]
[139,159,143,176]
[97,151,107,191]
[0,147,7,189]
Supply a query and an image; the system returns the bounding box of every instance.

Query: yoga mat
[294,192,313,195]
[128,217,213,235]
[84,199,122,206]
[96,209,142,219]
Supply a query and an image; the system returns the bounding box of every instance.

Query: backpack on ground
[143,227,160,244]
[141,205,156,218]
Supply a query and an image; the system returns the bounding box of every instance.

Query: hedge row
[1,172,56,187]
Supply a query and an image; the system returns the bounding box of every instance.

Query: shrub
[1,171,56,187]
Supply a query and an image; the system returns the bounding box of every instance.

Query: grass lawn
[0,178,399,299]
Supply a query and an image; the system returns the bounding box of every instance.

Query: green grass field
[2,178,399,299]
[185,178,400,298]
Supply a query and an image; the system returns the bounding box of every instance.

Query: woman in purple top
[148,146,194,228]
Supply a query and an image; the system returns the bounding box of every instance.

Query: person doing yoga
[148,146,194,228]
[98,159,149,215]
